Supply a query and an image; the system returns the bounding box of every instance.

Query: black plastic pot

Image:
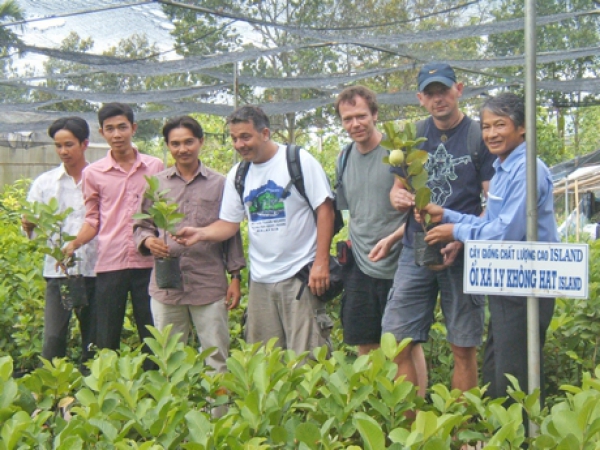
[414,231,444,267]
[155,256,183,289]
[58,275,89,310]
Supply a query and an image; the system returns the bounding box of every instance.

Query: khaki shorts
[382,246,485,347]
[151,298,229,373]
[245,276,333,357]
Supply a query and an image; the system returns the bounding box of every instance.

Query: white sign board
[464,241,589,299]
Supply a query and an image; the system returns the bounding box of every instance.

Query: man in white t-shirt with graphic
[175,105,334,355]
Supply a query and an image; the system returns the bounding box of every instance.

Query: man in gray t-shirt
[333,86,426,389]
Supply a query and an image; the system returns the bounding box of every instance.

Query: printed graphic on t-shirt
[425,144,471,205]
[244,180,287,232]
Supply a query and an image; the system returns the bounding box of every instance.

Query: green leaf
[353,412,386,450]
[380,138,395,150]
[552,410,582,440]
[381,333,400,360]
[394,176,410,191]
[414,188,431,209]
[407,150,429,165]
[408,122,417,140]
[383,122,397,139]
[270,425,288,444]
[423,437,451,450]
[411,172,429,191]
[88,418,119,441]
[0,378,18,409]
[1,411,33,449]
[185,410,211,444]
[295,422,320,449]
[408,160,425,176]
[146,175,159,192]
[48,197,59,211]
[389,427,410,443]
[75,388,97,407]
[415,411,439,440]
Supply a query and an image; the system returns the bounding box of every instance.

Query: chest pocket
[486,192,503,217]
[182,199,221,227]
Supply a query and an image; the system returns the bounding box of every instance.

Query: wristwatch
[230,273,242,280]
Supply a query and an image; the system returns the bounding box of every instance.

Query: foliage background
[1,0,600,446]
[4,139,600,403]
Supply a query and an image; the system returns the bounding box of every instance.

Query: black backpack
[234,143,345,235]
[333,142,352,193]
[331,142,352,231]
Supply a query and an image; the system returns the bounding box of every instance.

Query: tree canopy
[0,0,598,163]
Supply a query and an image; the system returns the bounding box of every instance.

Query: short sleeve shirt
[336,143,407,279]
[219,144,333,283]
[82,149,164,272]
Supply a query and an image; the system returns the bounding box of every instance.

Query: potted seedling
[381,121,444,267]
[133,175,185,289]
[22,198,88,310]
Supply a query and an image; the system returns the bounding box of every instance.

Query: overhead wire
[156,0,483,32]
[0,1,155,28]
[0,0,598,131]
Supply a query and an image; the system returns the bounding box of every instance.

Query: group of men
[24,62,556,405]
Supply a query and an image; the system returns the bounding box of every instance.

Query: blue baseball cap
[418,63,457,92]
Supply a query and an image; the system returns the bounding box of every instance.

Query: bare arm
[64,223,98,257]
[21,216,35,238]
[226,270,242,310]
[431,181,489,265]
[173,219,240,246]
[142,237,169,258]
[133,193,160,255]
[224,230,245,310]
[425,224,455,245]
[309,198,334,297]
[22,179,44,238]
[369,223,405,262]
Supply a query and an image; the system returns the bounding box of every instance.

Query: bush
[0,331,510,448]
[0,180,46,373]
[0,181,157,371]
[4,177,600,447]
[4,329,600,448]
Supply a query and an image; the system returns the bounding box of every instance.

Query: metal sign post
[525,0,539,436]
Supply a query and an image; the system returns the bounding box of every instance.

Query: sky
[11,0,177,72]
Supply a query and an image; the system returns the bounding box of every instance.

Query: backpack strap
[283,143,314,210]
[467,119,482,174]
[234,144,312,208]
[236,144,341,233]
[234,160,251,205]
[415,118,427,140]
[334,142,352,190]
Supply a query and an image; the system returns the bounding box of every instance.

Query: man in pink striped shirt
[66,103,163,367]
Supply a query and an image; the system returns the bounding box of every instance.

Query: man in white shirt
[22,117,97,366]
[175,105,334,356]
